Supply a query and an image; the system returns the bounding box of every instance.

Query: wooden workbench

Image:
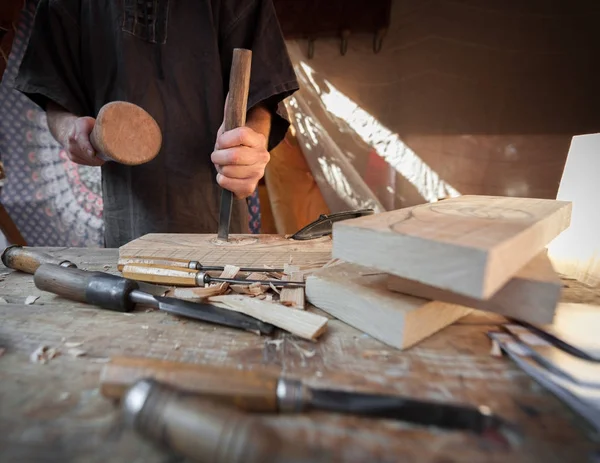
[0,247,599,462]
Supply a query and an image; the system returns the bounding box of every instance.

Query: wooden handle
[125,379,327,463]
[225,48,252,131]
[1,245,75,274]
[117,256,192,272]
[90,101,162,165]
[33,264,137,312]
[121,263,200,286]
[101,356,280,412]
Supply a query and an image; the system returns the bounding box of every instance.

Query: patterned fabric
[0,0,261,247]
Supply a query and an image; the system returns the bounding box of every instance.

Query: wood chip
[30,345,60,364]
[279,272,305,309]
[25,295,39,305]
[0,297,8,304]
[230,273,269,296]
[269,283,281,295]
[67,348,87,358]
[209,295,328,341]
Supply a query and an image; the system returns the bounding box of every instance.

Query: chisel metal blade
[217,189,233,241]
[131,291,274,335]
[307,388,521,445]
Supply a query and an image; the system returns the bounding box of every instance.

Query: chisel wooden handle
[101,356,280,412]
[1,245,76,274]
[33,264,137,312]
[122,379,329,463]
[121,263,200,286]
[118,256,194,272]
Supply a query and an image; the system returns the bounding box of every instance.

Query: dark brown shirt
[13,0,299,246]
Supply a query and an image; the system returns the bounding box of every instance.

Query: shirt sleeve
[12,0,90,117]
[219,0,299,151]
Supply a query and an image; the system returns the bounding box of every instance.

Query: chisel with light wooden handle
[122,378,329,463]
[100,356,520,441]
[117,256,284,273]
[121,263,305,288]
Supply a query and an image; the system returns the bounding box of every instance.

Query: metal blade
[153,295,274,335]
[309,388,520,439]
[217,189,233,241]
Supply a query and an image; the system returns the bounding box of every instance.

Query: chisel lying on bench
[32,264,274,335]
[101,356,520,442]
[120,263,305,288]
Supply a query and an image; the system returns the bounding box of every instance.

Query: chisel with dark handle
[122,378,330,463]
[100,356,521,442]
[2,245,77,274]
[217,48,252,242]
[32,264,275,334]
[121,263,305,288]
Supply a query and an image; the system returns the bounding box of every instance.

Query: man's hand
[63,117,104,166]
[46,101,104,167]
[211,125,270,199]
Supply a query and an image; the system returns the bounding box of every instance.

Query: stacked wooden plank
[306,195,572,350]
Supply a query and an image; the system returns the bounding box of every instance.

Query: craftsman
[12,0,299,247]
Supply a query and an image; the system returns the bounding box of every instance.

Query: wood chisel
[100,356,521,442]
[121,378,330,463]
[117,256,284,273]
[120,263,305,288]
[1,245,170,296]
[32,264,274,335]
[217,48,252,242]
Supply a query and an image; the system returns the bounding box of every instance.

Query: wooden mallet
[90,101,162,165]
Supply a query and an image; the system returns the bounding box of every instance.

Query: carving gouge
[33,264,274,335]
[100,356,521,441]
[217,48,252,242]
[122,378,330,463]
[121,263,305,288]
[117,256,284,273]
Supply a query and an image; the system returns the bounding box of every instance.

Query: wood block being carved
[388,252,561,325]
[332,195,572,299]
[305,262,472,350]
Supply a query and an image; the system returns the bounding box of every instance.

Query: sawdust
[210,237,258,246]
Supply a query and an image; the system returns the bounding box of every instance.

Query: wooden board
[332,195,572,300]
[119,233,332,268]
[305,262,472,349]
[387,252,561,325]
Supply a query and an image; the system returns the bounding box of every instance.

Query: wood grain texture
[119,233,333,269]
[306,262,472,350]
[90,101,162,165]
[333,196,572,299]
[387,252,561,325]
[209,295,328,341]
[1,245,69,274]
[0,247,598,462]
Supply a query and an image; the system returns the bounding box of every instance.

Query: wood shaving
[30,345,60,364]
[103,265,111,270]
[174,342,181,350]
[269,283,281,295]
[67,348,87,358]
[64,342,83,348]
[141,325,149,330]
[490,339,503,357]
[0,297,8,304]
[25,295,39,305]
